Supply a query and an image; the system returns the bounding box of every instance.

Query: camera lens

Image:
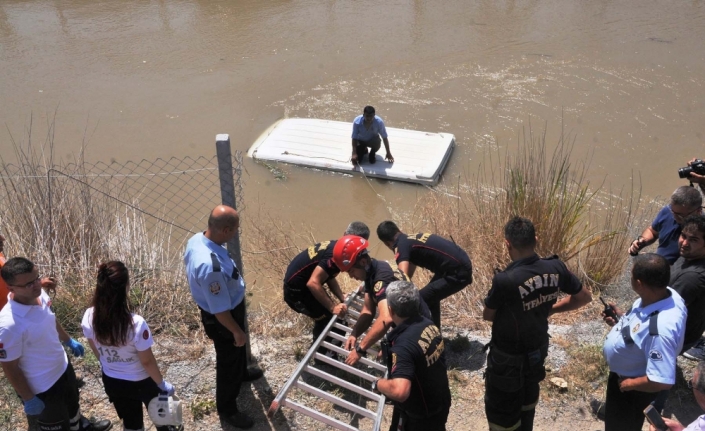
[679,166,693,179]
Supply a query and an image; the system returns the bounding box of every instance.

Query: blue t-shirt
[184,232,245,314]
[602,287,687,384]
[351,115,388,141]
[652,205,682,264]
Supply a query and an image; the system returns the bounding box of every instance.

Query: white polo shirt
[82,307,153,381]
[0,290,68,394]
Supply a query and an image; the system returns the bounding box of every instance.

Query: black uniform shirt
[393,233,471,275]
[364,259,432,319]
[484,254,582,354]
[670,256,705,345]
[284,241,339,292]
[388,314,451,418]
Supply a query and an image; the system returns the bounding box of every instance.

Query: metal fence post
[215,134,256,365]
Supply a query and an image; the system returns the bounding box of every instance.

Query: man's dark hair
[504,216,536,250]
[682,214,705,239]
[696,360,705,394]
[377,221,401,243]
[632,253,670,289]
[363,106,375,116]
[345,221,370,240]
[671,185,702,209]
[0,257,35,285]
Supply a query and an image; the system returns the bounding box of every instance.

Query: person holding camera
[683,158,705,191]
[629,186,702,264]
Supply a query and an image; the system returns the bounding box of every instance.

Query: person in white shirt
[82,261,179,431]
[651,360,705,431]
[0,257,111,431]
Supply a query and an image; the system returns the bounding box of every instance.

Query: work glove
[157,380,175,396]
[24,396,45,415]
[62,338,85,357]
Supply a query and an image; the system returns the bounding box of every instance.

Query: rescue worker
[372,281,451,431]
[482,216,592,431]
[0,257,112,431]
[332,235,431,366]
[184,205,262,430]
[283,240,347,352]
[602,253,687,431]
[377,221,473,329]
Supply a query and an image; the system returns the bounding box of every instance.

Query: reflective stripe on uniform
[489,420,521,431]
[521,398,539,411]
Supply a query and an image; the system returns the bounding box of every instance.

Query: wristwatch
[355,345,367,356]
[371,379,380,393]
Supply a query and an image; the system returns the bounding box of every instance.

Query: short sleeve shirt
[0,290,68,394]
[484,254,583,354]
[81,308,153,381]
[364,259,432,319]
[393,233,472,275]
[283,241,340,292]
[388,315,451,418]
[351,115,388,141]
[684,415,705,431]
[184,232,245,314]
[602,288,686,384]
[652,205,682,264]
[670,257,705,345]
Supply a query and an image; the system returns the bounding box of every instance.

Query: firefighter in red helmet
[332,235,431,366]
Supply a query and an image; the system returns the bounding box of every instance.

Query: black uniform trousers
[354,135,382,162]
[29,362,81,431]
[200,300,247,417]
[283,286,345,353]
[484,344,547,431]
[420,267,471,329]
[605,371,658,431]
[397,406,450,431]
[102,373,171,431]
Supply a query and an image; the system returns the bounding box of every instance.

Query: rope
[281,151,351,164]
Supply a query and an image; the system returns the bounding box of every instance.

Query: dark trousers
[484,345,547,431]
[284,286,344,350]
[200,301,248,417]
[355,135,381,162]
[397,406,449,431]
[30,363,80,431]
[102,373,171,431]
[419,269,471,329]
[605,371,658,431]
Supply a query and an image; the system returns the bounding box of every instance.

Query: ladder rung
[282,399,358,431]
[304,365,383,402]
[294,380,377,420]
[312,352,384,381]
[326,332,380,357]
[322,342,387,372]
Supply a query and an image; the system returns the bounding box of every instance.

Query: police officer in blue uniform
[184,205,262,430]
[377,221,473,329]
[482,217,592,431]
[372,281,451,431]
[602,253,687,431]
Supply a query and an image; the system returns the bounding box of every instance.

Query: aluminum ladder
[267,290,389,430]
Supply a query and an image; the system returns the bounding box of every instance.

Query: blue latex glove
[24,396,45,415]
[157,380,175,396]
[62,338,85,357]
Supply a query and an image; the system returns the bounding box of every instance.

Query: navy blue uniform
[363,259,432,320]
[387,315,451,431]
[283,241,340,343]
[484,254,582,431]
[394,233,472,328]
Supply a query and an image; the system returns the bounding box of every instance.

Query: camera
[679,159,705,179]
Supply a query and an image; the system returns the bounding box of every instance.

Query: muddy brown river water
[1,0,704,243]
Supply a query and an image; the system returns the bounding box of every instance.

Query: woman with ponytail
[82,261,181,431]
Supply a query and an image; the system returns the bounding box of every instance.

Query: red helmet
[333,235,369,271]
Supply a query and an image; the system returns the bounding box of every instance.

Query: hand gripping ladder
[268,290,389,430]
